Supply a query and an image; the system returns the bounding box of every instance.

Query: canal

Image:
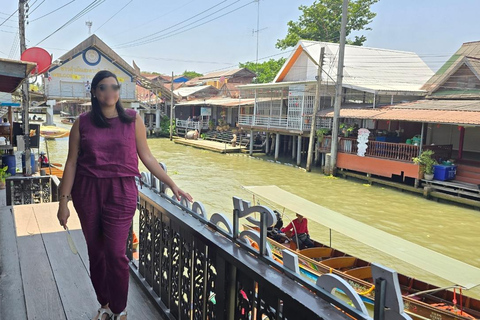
[45,116,480,299]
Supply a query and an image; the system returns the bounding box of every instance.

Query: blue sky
[1,0,480,75]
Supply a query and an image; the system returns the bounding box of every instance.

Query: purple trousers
[71,174,138,314]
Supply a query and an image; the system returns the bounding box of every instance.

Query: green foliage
[159,116,175,137]
[413,150,437,175]
[182,70,203,79]
[276,0,379,50]
[316,128,330,141]
[0,166,11,182]
[239,58,286,83]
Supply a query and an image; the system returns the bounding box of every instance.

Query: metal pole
[419,122,425,156]
[19,0,31,175]
[306,47,325,171]
[328,0,349,175]
[169,71,174,141]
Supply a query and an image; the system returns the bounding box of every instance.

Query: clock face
[83,49,100,65]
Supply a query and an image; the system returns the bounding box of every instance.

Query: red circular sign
[20,47,52,75]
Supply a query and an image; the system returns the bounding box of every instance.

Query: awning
[243,185,480,289]
[0,58,36,93]
[319,100,480,126]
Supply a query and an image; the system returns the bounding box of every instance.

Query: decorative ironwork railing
[126,165,412,320]
[5,175,60,206]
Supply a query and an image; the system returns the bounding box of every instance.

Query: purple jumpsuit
[71,109,140,314]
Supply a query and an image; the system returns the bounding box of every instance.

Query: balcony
[1,171,410,320]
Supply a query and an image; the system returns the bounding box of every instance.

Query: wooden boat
[40,126,70,139]
[60,116,76,125]
[244,224,479,320]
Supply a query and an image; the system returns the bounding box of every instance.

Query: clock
[83,48,101,66]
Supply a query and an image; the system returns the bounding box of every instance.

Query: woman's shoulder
[79,111,91,119]
[125,108,137,117]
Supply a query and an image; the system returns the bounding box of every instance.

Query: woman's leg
[72,175,109,308]
[102,177,138,314]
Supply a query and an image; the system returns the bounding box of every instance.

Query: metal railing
[176,119,207,131]
[319,137,453,163]
[126,167,380,320]
[127,166,412,320]
[5,175,60,206]
[239,114,330,132]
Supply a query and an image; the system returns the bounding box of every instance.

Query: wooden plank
[13,205,67,319]
[33,202,97,320]
[55,203,164,319]
[0,205,27,319]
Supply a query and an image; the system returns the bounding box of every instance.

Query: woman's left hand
[172,185,193,202]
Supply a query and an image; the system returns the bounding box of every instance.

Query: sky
[1,0,480,76]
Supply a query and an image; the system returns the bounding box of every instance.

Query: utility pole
[169,71,174,141]
[328,0,348,175]
[19,0,31,175]
[306,47,325,172]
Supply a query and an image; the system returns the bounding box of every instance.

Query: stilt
[292,136,296,160]
[275,133,280,161]
[297,136,302,166]
[265,132,270,154]
[249,130,253,156]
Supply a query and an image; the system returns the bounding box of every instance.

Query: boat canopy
[243,185,480,289]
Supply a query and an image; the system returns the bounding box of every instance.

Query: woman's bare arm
[135,114,192,201]
[57,118,80,228]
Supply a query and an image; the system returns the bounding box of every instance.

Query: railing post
[373,277,386,320]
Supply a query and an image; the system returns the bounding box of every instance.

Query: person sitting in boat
[38,151,49,168]
[281,213,314,249]
[268,210,288,243]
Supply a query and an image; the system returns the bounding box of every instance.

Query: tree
[239,58,286,83]
[182,70,203,79]
[276,0,379,50]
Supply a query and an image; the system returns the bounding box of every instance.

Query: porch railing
[125,166,404,320]
[239,114,335,132]
[319,137,452,163]
[176,119,208,131]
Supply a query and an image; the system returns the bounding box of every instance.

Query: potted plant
[413,150,437,180]
[316,128,330,143]
[0,166,11,189]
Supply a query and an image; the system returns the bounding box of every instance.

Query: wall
[46,47,135,101]
[430,124,480,153]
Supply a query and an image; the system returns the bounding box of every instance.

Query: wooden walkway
[0,190,163,320]
[173,137,245,153]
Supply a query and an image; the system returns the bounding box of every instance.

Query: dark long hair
[89,70,134,128]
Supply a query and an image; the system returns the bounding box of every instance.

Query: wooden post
[265,132,270,154]
[249,129,254,156]
[306,47,325,172]
[275,133,280,161]
[292,135,296,160]
[458,126,465,160]
[297,136,302,166]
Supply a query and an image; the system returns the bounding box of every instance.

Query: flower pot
[424,173,434,181]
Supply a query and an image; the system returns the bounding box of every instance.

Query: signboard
[46,48,136,101]
[201,107,212,116]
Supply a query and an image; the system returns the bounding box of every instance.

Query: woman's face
[94,77,120,107]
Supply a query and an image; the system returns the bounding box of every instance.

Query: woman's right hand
[57,204,70,229]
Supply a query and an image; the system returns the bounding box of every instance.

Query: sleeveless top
[75,109,140,178]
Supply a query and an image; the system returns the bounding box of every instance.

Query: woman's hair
[89,70,134,128]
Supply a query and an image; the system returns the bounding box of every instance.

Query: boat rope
[358,285,375,296]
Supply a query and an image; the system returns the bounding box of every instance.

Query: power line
[30,0,76,23]
[29,0,46,15]
[93,0,133,33]
[114,0,230,48]
[116,0,255,49]
[0,8,19,27]
[34,0,106,46]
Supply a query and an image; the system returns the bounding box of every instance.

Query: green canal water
[45,116,480,299]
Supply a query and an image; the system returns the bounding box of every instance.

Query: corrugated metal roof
[175,97,255,107]
[274,40,434,93]
[200,68,244,80]
[319,100,480,125]
[173,85,216,97]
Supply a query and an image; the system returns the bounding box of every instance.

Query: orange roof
[319,100,480,125]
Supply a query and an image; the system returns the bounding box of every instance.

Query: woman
[57,70,192,320]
